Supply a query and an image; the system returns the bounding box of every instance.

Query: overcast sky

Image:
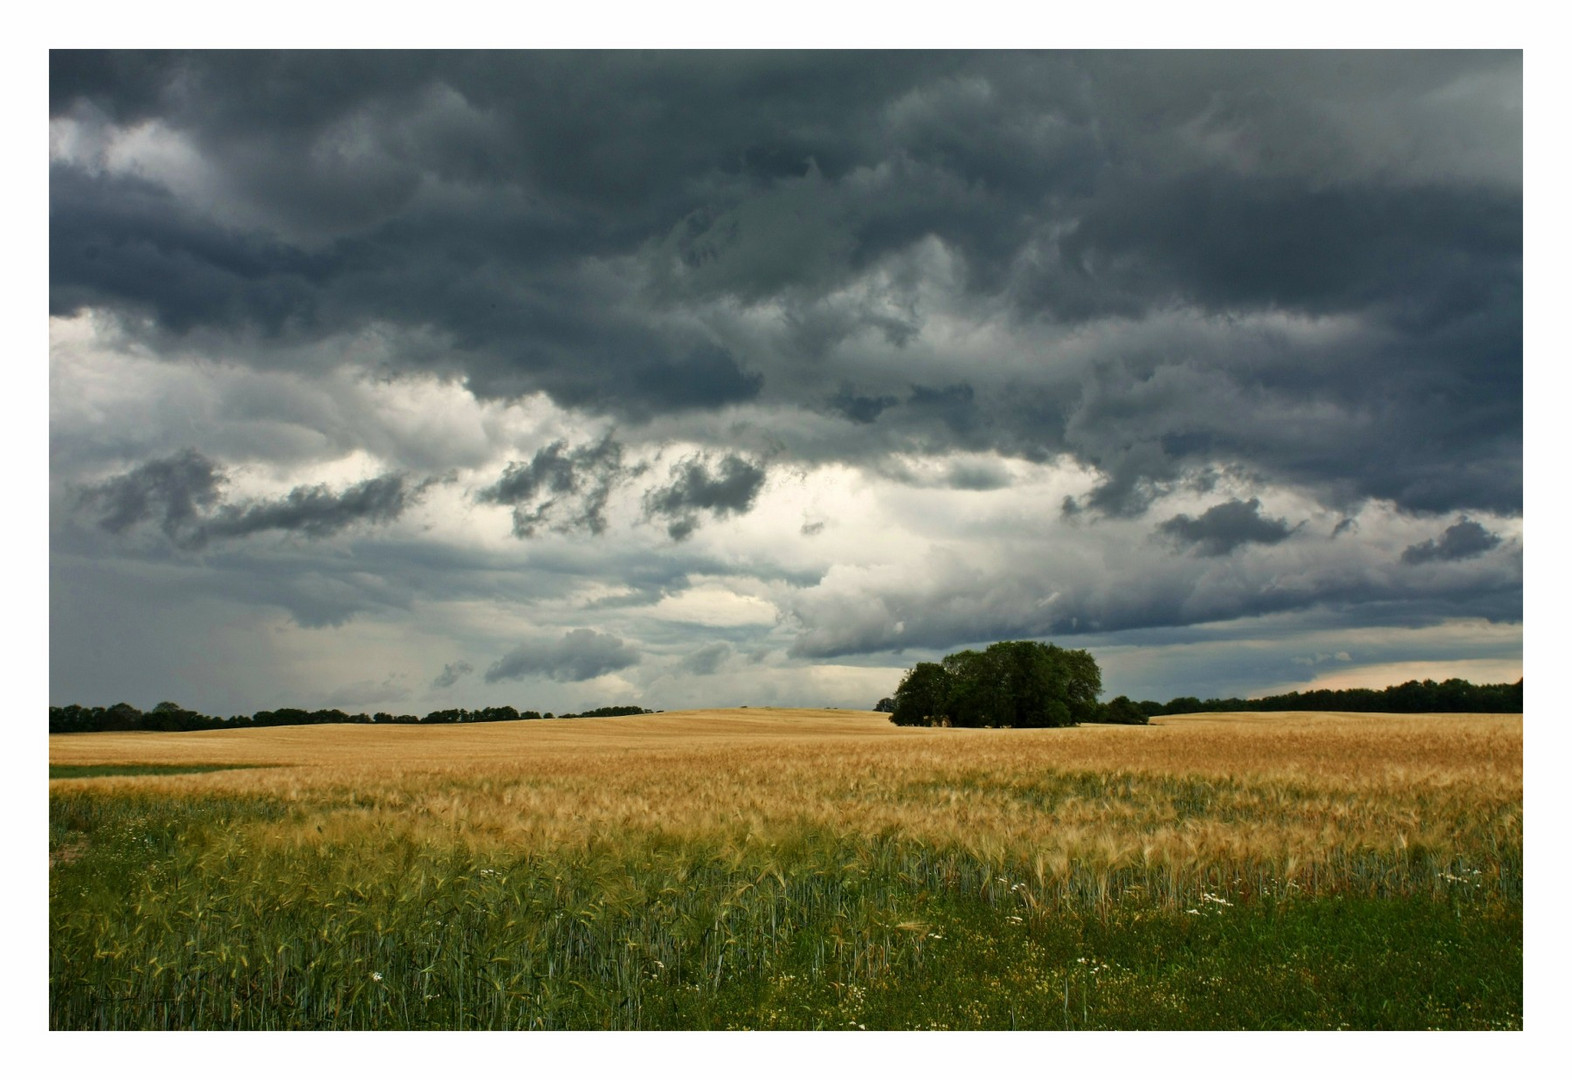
[47,50,1523,716]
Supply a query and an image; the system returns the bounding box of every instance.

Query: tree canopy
[49,702,619,734]
[1135,677,1522,717]
[887,641,1102,728]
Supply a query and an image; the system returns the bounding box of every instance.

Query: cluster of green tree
[1133,677,1523,717]
[47,701,660,734]
[878,641,1115,728]
[554,706,658,719]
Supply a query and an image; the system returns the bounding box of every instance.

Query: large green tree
[888,661,955,726]
[885,641,1101,728]
[1054,645,1103,725]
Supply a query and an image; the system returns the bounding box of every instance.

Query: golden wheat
[51,709,1521,900]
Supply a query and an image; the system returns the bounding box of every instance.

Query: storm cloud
[50,52,1520,519]
[827,385,899,425]
[644,453,767,541]
[77,449,421,549]
[1402,519,1504,564]
[431,660,474,690]
[477,436,633,538]
[1157,498,1294,557]
[679,642,733,676]
[484,629,641,684]
[206,474,417,542]
[48,51,1522,714]
[77,447,225,542]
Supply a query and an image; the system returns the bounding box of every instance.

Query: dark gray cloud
[1402,519,1503,564]
[206,474,416,542]
[477,436,632,538]
[827,385,898,424]
[679,642,733,676]
[484,629,640,683]
[1157,498,1293,557]
[905,384,979,438]
[628,347,764,414]
[77,447,225,542]
[1048,173,1521,322]
[431,660,474,689]
[946,461,1011,492]
[786,549,1521,661]
[76,449,420,549]
[50,51,1521,519]
[644,453,767,540]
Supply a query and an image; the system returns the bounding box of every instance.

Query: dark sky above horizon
[48,50,1523,715]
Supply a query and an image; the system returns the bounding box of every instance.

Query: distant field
[49,709,1522,1030]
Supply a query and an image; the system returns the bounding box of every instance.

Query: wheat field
[48,709,1523,1029]
[49,708,1522,881]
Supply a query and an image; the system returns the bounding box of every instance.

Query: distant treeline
[49,701,657,734]
[1135,678,1522,717]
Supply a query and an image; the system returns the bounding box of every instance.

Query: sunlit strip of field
[50,709,1522,867]
[48,706,1521,779]
[48,708,908,767]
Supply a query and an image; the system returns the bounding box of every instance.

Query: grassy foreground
[49,709,1522,1030]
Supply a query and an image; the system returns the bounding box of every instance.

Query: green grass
[48,789,1520,1030]
[50,763,265,780]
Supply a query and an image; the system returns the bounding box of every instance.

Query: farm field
[48,708,1522,1030]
